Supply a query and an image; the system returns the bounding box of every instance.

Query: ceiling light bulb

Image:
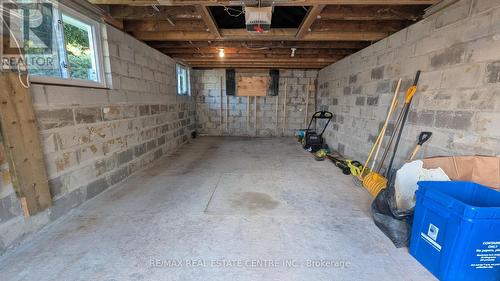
[218,48,225,58]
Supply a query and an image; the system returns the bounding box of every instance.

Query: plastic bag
[371,173,414,248]
[394,160,450,211]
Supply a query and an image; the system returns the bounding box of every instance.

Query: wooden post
[282,79,288,136]
[0,73,52,216]
[254,96,257,135]
[313,78,317,114]
[246,96,250,134]
[225,95,228,132]
[275,95,279,135]
[304,78,311,127]
[220,76,223,134]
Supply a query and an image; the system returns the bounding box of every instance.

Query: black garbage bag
[371,172,414,248]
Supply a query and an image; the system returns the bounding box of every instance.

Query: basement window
[176,63,190,96]
[21,4,105,87]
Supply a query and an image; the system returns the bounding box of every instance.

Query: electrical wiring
[1,11,31,88]
[221,5,244,17]
[244,46,269,50]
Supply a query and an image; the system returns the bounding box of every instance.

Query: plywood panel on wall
[237,76,268,97]
[0,72,52,216]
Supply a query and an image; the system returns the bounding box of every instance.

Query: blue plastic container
[410,181,500,281]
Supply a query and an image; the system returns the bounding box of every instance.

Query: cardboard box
[422,156,500,191]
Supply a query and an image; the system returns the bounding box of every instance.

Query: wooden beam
[220,28,298,40]
[103,14,124,30]
[148,40,370,49]
[134,28,388,41]
[192,63,328,69]
[90,1,438,6]
[302,30,388,41]
[195,5,220,38]
[0,73,52,216]
[160,47,354,55]
[89,0,160,4]
[109,5,201,20]
[170,54,345,60]
[311,19,409,32]
[133,30,215,41]
[124,19,207,32]
[319,5,425,21]
[124,18,408,33]
[182,58,337,65]
[296,5,325,39]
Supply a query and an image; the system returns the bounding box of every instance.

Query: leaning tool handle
[377,73,420,173]
[385,71,421,178]
[370,80,402,170]
[408,131,432,161]
[405,70,421,103]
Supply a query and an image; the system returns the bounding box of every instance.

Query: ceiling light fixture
[218,48,225,58]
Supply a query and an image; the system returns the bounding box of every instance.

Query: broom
[358,79,401,181]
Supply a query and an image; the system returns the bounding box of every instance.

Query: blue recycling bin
[410,181,500,281]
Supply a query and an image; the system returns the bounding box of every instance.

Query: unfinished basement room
[0,0,499,280]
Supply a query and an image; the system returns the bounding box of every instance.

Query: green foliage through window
[63,16,95,81]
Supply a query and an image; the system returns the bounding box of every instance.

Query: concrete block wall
[0,25,195,254]
[193,69,318,136]
[317,0,500,171]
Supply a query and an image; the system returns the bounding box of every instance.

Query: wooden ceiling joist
[90,0,438,6]
[134,28,387,41]
[296,5,325,39]
[193,65,328,69]
[189,63,334,69]
[125,19,407,33]
[319,5,425,21]
[124,20,207,32]
[160,47,354,55]
[92,0,432,69]
[109,5,200,20]
[170,54,344,61]
[148,41,370,49]
[195,5,221,38]
[311,20,409,32]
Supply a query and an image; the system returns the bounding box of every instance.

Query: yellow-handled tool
[364,71,421,197]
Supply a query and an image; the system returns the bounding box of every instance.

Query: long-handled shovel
[408,132,432,161]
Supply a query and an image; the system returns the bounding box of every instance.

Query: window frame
[176,63,190,96]
[29,4,106,88]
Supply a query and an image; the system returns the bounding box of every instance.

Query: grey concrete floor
[0,137,435,281]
